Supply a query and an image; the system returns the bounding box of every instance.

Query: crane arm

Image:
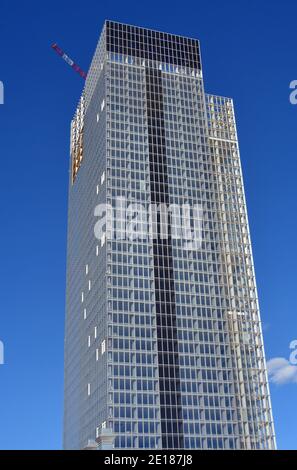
[51,43,87,80]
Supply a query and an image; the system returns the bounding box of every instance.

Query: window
[101,339,106,355]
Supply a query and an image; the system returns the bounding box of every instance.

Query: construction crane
[51,43,87,80]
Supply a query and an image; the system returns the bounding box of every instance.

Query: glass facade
[64,20,276,450]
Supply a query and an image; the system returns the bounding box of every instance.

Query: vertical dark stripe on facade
[145,67,184,449]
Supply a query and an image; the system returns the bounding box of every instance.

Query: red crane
[51,43,87,80]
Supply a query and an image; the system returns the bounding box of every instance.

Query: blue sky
[0,0,296,450]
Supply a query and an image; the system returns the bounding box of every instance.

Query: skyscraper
[64,20,275,450]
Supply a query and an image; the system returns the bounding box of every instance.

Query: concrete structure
[64,20,276,450]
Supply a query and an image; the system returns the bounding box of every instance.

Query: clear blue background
[0,0,296,450]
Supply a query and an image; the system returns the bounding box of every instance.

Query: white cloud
[267,357,297,385]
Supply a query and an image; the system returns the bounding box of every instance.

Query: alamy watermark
[0,340,4,365]
[94,198,203,250]
[0,81,4,105]
[289,339,297,365]
[289,80,297,104]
